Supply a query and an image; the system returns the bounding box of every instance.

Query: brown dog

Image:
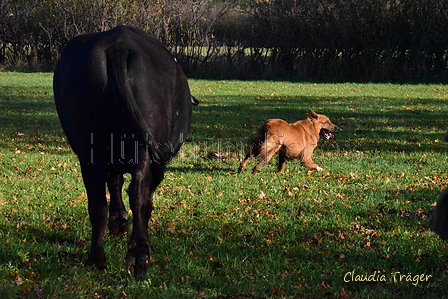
[238,110,339,174]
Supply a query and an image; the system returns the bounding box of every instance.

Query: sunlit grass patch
[0,72,447,298]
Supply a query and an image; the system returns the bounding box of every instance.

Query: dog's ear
[308,109,318,119]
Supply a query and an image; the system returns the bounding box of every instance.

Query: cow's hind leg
[82,165,108,269]
[107,172,129,234]
[126,150,163,281]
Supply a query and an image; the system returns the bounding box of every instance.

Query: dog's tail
[248,122,270,149]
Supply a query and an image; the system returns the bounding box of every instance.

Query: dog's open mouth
[320,129,334,139]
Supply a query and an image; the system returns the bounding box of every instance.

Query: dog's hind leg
[238,152,253,173]
[277,147,288,173]
[238,144,262,173]
[252,142,281,174]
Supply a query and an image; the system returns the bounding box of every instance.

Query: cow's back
[54,25,193,167]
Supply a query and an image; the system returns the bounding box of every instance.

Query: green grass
[0,72,448,298]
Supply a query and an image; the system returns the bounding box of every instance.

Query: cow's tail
[109,49,164,170]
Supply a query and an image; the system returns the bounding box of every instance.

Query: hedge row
[1,0,447,81]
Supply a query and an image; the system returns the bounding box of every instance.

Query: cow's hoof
[85,255,106,270]
[108,215,129,235]
[126,253,149,281]
[85,260,106,270]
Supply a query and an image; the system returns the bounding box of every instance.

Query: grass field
[0,72,448,298]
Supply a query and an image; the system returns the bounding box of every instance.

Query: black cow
[53,25,198,280]
[430,131,448,240]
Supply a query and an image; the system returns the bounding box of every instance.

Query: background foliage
[1,0,448,82]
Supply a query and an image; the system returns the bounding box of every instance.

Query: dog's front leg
[302,159,323,171]
[301,146,322,171]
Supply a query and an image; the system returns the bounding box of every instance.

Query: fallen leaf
[321,281,331,289]
[13,276,23,285]
[339,287,350,297]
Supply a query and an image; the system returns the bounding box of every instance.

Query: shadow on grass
[189,95,447,155]
[1,210,445,298]
[1,92,446,154]
[0,96,66,151]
